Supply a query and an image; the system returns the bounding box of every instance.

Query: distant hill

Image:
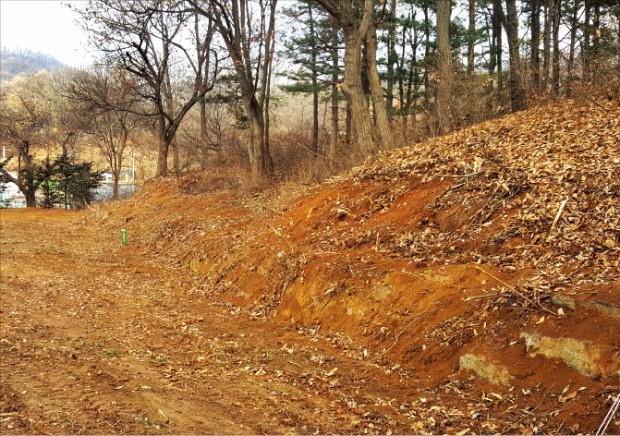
[0,47,65,82]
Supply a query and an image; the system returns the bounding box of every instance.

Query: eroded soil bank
[1,98,619,434]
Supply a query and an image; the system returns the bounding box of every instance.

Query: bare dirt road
[0,208,471,434]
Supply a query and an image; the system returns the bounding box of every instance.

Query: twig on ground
[473,266,557,317]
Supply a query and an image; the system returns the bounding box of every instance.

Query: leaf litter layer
[350,99,619,292]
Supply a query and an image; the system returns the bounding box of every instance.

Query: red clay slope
[98,97,619,433]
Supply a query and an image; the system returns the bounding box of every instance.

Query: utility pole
[132,149,136,193]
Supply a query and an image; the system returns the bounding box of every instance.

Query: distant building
[0,173,26,208]
[100,172,114,182]
[1,171,138,207]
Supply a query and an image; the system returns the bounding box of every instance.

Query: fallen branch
[473,266,558,317]
[548,197,569,235]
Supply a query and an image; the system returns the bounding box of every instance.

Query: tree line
[0,47,65,82]
[1,0,618,206]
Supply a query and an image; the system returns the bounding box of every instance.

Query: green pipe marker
[121,228,127,245]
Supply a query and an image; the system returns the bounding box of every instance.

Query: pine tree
[281,2,337,154]
[53,155,100,209]
[37,158,62,209]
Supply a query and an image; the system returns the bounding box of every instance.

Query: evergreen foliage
[46,155,100,209]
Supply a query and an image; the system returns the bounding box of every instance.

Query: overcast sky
[0,0,94,67]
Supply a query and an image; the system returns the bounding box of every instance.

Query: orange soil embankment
[87,98,620,432]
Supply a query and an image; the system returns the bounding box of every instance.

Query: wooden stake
[549,197,568,233]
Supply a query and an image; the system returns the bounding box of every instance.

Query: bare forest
[1,0,617,200]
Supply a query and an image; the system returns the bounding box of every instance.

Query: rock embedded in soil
[458,353,512,386]
[521,332,620,378]
[549,294,576,311]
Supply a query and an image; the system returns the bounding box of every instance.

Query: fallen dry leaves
[3,98,618,435]
[348,99,619,309]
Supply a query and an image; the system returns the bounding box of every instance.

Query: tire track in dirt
[1,209,433,434]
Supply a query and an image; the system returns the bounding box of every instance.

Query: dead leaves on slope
[347,99,619,303]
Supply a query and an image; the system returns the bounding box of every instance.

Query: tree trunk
[112,127,127,200]
[163,71,180,177]
[310,0,377,137]
[341,23,376,155]
[501,0,527,111]
[488,11,496,75]
[436,0,454,133]
[592,3,601,72]
[531,0,541,90]
[405,29,417,110]
[112,149,120,200]
[406,23,419,112]
[593,4,601,50]
[567,0,578,88]
[245,97,266,181]
[386,0,397,109]
[112,151,121,200]
[156,114,168,177]
[195,9,210,171]
[15,141,37,207]
[397,15,408,110]
[551,0,561,95]
[345,99,352,145]
[263,38,275,176]
[423,4,431,97]
[208,0,274,181]
[493,0,504,90]
[24,191,36,208]
[366,21,393,148]
[543,0,551,89]
[309,3,319,154]
[171,141,180,175]
[583,0,590,79]
[112,175,120,199]
[329,16,339,165]
[467,0,476,74]
[199,96,208,170]
[259,0,276,177]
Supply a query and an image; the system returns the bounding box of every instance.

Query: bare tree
[366,18,393,146]
[498,0,527,111]
[193,7,218,169]
[550,0,561,95]
[313,0,379,154]
[531,0,542,90]
[467,0,476,74]
[329,15,340,165]
[0,72,79,207]
[191,0,277,181]
[77,0,219,176]
[69,67,142,198]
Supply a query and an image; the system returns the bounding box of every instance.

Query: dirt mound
[82,98,620,433]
